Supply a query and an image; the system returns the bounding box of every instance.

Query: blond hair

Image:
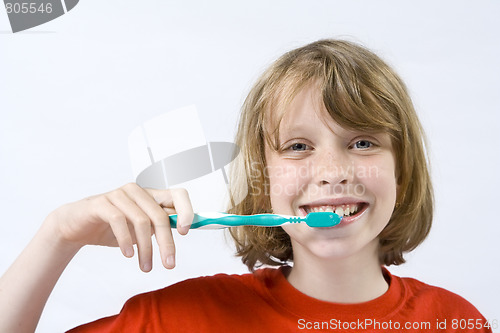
[227,39,433,271]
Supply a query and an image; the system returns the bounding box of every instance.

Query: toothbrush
[168,212,342,229]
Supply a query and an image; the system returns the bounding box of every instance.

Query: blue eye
[289,143,309,151]
[353,140,373,149]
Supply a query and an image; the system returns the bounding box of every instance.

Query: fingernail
[166,255,175,268]
[179,224,189,234]
[142,262,151,272]
[124,247,134,258]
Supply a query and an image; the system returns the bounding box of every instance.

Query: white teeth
[335,207,344,216]
[304,203,361,216]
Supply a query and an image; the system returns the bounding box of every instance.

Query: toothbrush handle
[227,214,290,227]
[169,213,292,229]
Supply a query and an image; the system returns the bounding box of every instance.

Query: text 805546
[5,2,53,14]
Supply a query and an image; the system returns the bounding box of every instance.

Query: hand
[45,183,194,271]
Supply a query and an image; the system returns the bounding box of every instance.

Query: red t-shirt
[68,267,491,332]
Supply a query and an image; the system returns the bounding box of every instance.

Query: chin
[293,237,357,260]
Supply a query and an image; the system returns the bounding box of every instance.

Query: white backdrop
[1,1,499,332]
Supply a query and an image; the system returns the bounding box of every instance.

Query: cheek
[267,161,310,209]
[355,157,397,203]
[281,223,307,242]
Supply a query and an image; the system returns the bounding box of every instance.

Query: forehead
[263,82,393,150]
[282,85,322,121]
[267,84,338,137]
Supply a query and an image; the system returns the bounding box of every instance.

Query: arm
[0,217,80,333]
[0,184,194,333]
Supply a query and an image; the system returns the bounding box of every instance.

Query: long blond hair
[227,39,433,271]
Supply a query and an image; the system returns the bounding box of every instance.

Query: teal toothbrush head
[304,212,342,227]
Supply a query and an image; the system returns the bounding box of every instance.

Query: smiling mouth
[299,203,368,218]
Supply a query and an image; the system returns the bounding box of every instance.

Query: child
[0,39,491,332]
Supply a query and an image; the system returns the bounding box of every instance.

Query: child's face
[264,84,398,261]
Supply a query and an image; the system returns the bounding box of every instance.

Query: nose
[311,150,353,186]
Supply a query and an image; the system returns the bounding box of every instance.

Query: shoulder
[132,268,274,307]
[160,269,258,294]
[395,274,485,317]
[67,270,276,332]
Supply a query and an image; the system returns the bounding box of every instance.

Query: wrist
[39,212,83,257]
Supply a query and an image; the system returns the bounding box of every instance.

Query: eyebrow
[281,122,385,140]
[278,125,317,141]
[281,124,313,133]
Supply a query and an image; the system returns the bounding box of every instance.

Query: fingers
[145,187,194,266]
[93,196,134,258]
[107,188,155,272]
[107,184,194,272]
[166,188,195,235]
[145,187,194,235]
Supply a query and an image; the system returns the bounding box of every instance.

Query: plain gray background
[1,1,499,332]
